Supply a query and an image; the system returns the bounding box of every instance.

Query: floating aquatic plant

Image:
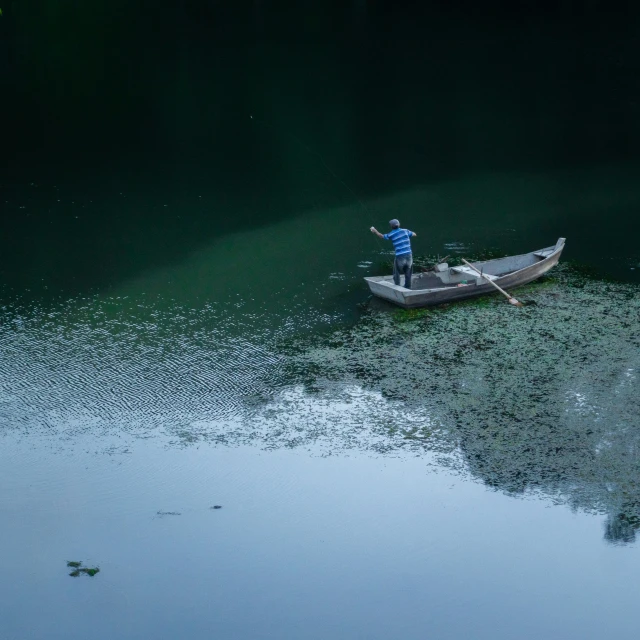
[264,263,640,543]
[66,561,99,577]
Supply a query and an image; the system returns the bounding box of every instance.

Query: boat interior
[407,246,556,291]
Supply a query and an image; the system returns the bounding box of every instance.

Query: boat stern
[364,276,413,306]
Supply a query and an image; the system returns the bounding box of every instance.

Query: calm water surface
[1,3,639,639]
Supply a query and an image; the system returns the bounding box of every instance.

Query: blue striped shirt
[383,228,414,256]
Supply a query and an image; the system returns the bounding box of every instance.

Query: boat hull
[364,238,566,308]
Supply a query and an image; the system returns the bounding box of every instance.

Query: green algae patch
[272,263,640,543]
[393,308,432,323]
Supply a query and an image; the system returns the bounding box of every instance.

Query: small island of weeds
[67,561,100,577]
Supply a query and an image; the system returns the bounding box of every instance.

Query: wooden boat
[364,238,566,308]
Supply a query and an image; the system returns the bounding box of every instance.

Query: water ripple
[0,298,285,440]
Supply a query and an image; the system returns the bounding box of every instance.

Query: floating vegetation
[67,561,99,577]
[392,307,432,323]
[211,505,222,509]
[264,263,640,543]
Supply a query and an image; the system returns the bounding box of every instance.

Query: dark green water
[1,3,639,639]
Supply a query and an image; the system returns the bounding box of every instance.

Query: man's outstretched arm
[370,226,385,239]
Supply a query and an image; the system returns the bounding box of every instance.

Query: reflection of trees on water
[454,346,640,544]
[605,508,640,544]
[291,268,640,544]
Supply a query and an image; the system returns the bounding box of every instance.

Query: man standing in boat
[370,219,417,289]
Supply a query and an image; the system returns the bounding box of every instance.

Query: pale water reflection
[1,439,640,640]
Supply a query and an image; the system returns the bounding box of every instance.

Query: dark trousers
[393,253,413,289]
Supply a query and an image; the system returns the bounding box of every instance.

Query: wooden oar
[461,259,523,307]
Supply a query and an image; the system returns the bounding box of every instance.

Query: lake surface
[1,3,639,639]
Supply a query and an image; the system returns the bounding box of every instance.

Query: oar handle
[461,259,516,301]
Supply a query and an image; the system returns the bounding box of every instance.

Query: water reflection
[1,263,638,545]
